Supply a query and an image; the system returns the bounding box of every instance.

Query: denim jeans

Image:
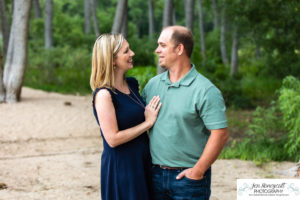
[151,165,211,200]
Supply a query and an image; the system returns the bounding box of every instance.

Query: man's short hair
[171,29,194,58]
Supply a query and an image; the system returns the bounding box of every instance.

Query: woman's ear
[112,58,116,67]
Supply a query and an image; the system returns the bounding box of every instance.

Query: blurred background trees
[0,0,299,161]
[0,0,298,102]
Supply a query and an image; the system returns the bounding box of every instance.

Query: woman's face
[114,40,135,71]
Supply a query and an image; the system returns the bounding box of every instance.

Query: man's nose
[155,47,160,53]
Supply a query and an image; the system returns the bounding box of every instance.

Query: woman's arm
[95,89,161,148]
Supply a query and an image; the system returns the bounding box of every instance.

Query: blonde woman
[91,34,161,200]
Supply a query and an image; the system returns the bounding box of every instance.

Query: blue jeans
[151,165,211,200]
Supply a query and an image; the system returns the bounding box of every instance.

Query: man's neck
[168,60,192,83]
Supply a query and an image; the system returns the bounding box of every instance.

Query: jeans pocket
[182,175,208,187]
[184,175,205,182]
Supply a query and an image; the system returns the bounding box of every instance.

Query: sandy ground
[0,87,298,200]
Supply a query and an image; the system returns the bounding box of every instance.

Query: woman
[90,34,161,200]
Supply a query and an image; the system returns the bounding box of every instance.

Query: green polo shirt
[142,65,227,167]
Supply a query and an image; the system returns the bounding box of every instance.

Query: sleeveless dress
[92,77,152,200]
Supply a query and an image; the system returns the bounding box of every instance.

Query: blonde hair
[90,34,124,91]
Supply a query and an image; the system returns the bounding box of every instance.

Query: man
[142,25,229,200]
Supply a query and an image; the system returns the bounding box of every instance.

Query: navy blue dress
[92,77,152,200]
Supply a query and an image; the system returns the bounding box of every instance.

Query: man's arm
[176,128,229,180]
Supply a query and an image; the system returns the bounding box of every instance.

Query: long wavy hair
[90,34,124,91]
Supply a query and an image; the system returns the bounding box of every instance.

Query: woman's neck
[114,70,129,93]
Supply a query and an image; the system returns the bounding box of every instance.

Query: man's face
[155,29,178,69]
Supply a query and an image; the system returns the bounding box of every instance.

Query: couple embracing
[91,25,229,200]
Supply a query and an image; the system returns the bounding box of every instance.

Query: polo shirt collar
[160,64,197,87]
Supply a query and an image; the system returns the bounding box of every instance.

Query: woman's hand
[144,96,162,127]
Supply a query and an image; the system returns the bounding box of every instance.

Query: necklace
[126,86,145,109]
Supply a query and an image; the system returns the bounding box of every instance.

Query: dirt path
[0,87,297,200]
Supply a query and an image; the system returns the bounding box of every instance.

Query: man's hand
[176,168,204,180]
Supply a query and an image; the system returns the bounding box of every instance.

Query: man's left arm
[176,128,229,180]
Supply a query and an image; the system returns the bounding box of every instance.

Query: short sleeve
[198,86,227,130]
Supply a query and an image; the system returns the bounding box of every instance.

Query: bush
[221,76,300,162]
[24,46,91,94]
[279,76,300,158]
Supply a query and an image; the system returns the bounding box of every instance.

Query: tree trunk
[254,35,261,58]
[84,0,91,34]
[220,0,228,65]
[111,0,127,34]
[0,49,4,102]
[184,0,194,32]
[91,0,100,37]
[0,0,10,56]
[211,0,219,29]
[163,0,173,27]
[230,26,238,77]
[148,0,154,37]
[197,0,206,62]
[121,3,128,38]
[45,0,53,49]
[3,0,32,103]
[172,6,176,25]
[158,0,173,74]
[255,44,261,58]
[11,0,14,17]
[33,0,42,18]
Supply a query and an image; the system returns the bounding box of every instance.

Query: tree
[163,0,173,27]
[121,2,128,38]
[241,0,300,77]
[84,0,91,34]
[211,0,219,28]
[184,0,194,32]
[112,0,128,34]
[0,0,10,56]
[0,49,4,102]
[197,0,206,62]
[33,0,42,18]
[148,0,154,37]
[0,0,32,103]
[91,0,100,37]
[220,0,229,65]
[230,26,238,77]
[172,5,176,25]
[129,0,147,38]
[158,0,173,74]
[45,0,53,49]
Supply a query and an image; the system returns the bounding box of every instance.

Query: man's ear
[177,43,184,56]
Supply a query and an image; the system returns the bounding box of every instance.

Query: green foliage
[194,63,281,109]
[235,0,300,78]
[127,66,156,93]
[23,0,297,111]
[221,76,300,162]
[221,105,289,163]
[127,36,156,66]
[279,76,300,157]
[24,46,91,94]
